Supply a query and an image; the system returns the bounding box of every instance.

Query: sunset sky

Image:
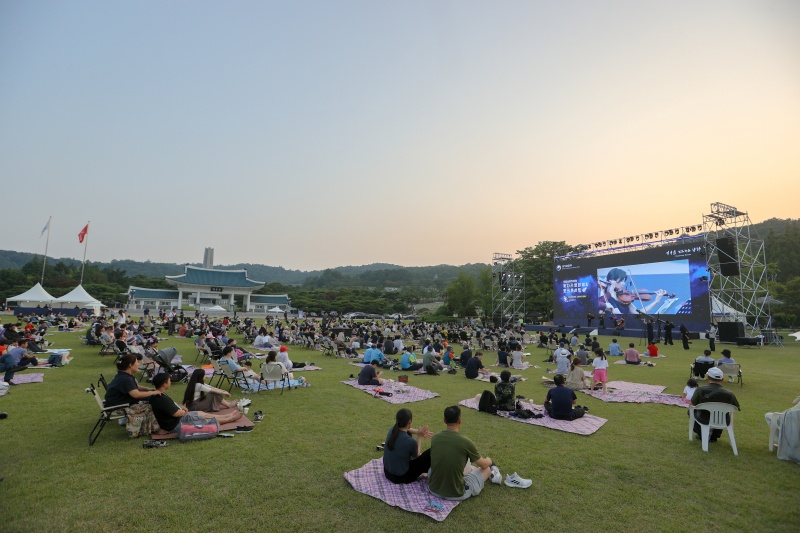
[1,1,798,271]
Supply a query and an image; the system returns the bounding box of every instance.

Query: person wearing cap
[690,367,740,442]
[717,349,735,366]
[277,345,305,369]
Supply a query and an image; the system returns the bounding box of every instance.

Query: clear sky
[2,1,798,271]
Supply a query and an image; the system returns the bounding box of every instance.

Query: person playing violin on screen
[600,268,668,315]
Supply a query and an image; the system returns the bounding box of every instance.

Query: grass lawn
[2,323,799,532]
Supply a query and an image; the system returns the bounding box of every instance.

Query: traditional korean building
[126,265,290,313]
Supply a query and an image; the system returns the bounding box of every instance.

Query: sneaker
[253,411,264,423]
[142,440,168,449]
[504,472,532,488]
[235,426,254,433]
[490,465,502,485]
[237,398,252,409]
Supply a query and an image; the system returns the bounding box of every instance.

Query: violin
[598,279,675,305]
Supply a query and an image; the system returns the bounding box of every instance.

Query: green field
[2,323,799,532]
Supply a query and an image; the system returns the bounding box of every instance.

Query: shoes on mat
[504,472,532,489]
[142,440,168,449]
[235,426,254,433]
[237,399,252,409]
[253,411,264,422]
[490,465,502,485]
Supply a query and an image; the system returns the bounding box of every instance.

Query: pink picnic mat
[579,381,687,407]
[9,373,45,384]
[342,380,439,404]
[459,397,607,436]
[344,459,459,521]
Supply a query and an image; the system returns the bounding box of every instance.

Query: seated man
[219,347,268,389]
[574,345,589,366]
[555,349,571,374]
[624,343,641,365]
[149,373,242,433]
[544,374,586,420]
[459,348,473,368]
[496,348,511,367]
[0,340,36,385]
[423,349,443,374]
[357,360,386,386]
[429,405,502,501]
[691,367,740,442]
[494,370,516,411]
[693,350,716,378]
[361,343,376,364]
[441,345,455,367]
[464,351,489,380]
[608,339,623,356]
[399,346,422,371]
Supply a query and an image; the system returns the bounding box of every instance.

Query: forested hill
[0,250,487,287]
[0,217,796,286]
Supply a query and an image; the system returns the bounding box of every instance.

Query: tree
[444,273,477,317]
[475,266,493,318]
[515,241,588,319]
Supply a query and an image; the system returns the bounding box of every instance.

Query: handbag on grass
[177,411,219,442]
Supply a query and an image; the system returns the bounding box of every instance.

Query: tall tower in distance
[203,247,214,269]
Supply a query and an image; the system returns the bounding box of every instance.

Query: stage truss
[491,253,524,326]
[702,202,772,337]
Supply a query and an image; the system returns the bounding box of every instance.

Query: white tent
[5,283,56,306]
[267,306,284,313]
[52,284,104,314]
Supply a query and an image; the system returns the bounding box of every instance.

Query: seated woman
[383,408,433,484]
[565,357,591,390]
[182,368,241,412]
[105,353,162,437]
[150,373,242,434]
[262,351,294,387]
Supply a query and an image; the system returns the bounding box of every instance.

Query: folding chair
[99,338,115,356]
[688,402,739,455]
[260,362,291,395]
[208,359,227,388]
[86,383,128,445]
[718,363,743,386]
[322,340,336,357]
[218,360,249,392]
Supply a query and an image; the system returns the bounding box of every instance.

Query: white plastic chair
[260,362,291,395]
[689,402,738,455]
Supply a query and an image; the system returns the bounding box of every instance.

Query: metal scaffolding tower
[491,252,525,327]
[702,202,772,337]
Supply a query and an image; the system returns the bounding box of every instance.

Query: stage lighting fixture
[636,236,640,241]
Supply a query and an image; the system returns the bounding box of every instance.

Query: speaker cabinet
[718,322,745,342]
[717,236,740,276]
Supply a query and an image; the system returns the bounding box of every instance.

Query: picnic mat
[151,409,256,440]
[491,362,532,370]
[477,373,527,383]
[7,373,45,384]
[292,364,322,371]
[344,459,459,521]
[459,397,607,436]
[614,360,656,366]
[579,381,687,407]
[342,380,439,404]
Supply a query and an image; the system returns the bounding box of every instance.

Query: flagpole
[41,216,52,285]
[80,220,90,285]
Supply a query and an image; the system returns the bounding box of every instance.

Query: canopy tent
[267,306,284,313]
[201,305,227,312]
[5,283,56,306]
[52,284,104,314]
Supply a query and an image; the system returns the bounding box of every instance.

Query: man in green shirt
[429,405,501,500]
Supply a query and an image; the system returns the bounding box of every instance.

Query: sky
[1,1,798,271]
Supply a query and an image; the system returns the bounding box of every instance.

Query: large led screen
[553,242,710,331]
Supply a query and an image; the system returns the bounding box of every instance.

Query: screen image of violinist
[598,260,690,316]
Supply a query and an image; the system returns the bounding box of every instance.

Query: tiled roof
[165,266,264,288]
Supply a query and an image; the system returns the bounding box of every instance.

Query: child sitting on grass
[682,378,698,403]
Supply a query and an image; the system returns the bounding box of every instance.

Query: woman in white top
[182,369,240,412]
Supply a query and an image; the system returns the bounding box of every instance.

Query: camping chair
[99,337,115,356]
[86,383,128,446]
[260,362,291,395]
[152,348,188,383]
[218,360,249,392]
[688,402,739,455]
[718,363,743,386]
[208,359,227,387]
[769,410,800,463]
[322,340,336,357]
[195,344,212,365]
[689,361,716,379]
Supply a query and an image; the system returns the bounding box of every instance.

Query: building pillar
[244,293,251,312]
[177,289,183,310]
